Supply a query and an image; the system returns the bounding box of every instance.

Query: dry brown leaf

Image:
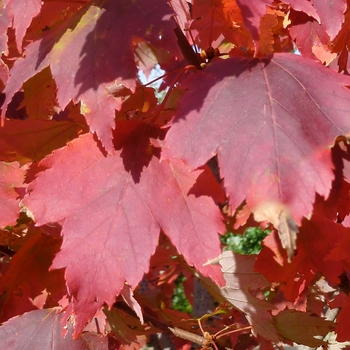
[252,201,298,262]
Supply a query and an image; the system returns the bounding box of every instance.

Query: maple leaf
[273,309,335,347]
[0,5,11,56]
[162,53,350,223]
[0,161,27,227]
[22,123,225,337]
[0,234,65,323]
[1,0,177,153]
[215,250,279,342]
[0,308,117,350]
[3,0,42,53]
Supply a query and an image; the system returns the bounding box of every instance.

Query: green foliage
[172,274,192,313]
[221,227,270,255]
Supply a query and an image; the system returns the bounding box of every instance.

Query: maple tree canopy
[0,0,350,349]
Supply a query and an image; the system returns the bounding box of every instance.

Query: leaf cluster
[0,0,350,349]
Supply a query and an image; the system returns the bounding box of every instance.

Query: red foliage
[1,0,350,348]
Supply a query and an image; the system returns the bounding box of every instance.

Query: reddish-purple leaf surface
[162,53,350,222]
[289,12,330,60]
[0,161,26,227]
[311,0,346,40]
[0,308,117,350]
[218,250,279,342]
[0,5,11,56]
[1,0,177,153]
[23,123,225,336]
[3,0,42,52]
[284,0,320,23]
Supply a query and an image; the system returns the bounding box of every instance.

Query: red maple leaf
[1,0,177,153]
[23,123,225,336]
[163,53,350,222]
[0,308,118,349]
[3,0,42,53]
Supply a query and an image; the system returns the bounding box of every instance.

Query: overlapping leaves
[23,122,225,336]
[1,0,350,347]
[163,53,350,222]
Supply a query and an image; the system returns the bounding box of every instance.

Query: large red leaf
[0,161,26,227]
[0,308,117,350]
[23,124,225,336]
[1,0,177,153]
[162,53,350,222]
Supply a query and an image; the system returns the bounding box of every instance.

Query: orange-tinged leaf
[235,0,272,49]
[0,161,26,227]
[20,67,58,120]
[163,54,350,223]
[259,13,278,55]
[0,234,65,323]
[23,124,225,336]
[0,119,86,165]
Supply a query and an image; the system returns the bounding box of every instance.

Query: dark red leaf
[163,53,350,222]
[0,234,65,323]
